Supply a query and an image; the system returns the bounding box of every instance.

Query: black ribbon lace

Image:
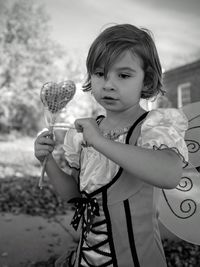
[68,196,100,236]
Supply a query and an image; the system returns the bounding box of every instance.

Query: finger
[37,137,55,145]
[35,143,54,152]
[74,120,84,132]
[37,129,54,139]
[34,150,51,158]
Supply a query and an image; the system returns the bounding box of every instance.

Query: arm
[45,154,80,200]
[94,136,182,189]
[75,118,183,189]
[34,130,81,201]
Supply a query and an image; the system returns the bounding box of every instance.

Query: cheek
[91,78,102,91]
[91,77,97,88]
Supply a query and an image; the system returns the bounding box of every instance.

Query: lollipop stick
[39,158,47,188]
[39,125,54,189]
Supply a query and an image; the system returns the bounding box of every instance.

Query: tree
[0,0,65,134]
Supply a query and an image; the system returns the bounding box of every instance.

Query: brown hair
[83,24,164,99]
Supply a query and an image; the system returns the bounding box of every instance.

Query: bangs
[88,41,133,78]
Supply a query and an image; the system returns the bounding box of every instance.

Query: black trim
[91,248,111,257]
[96,115,105,125]
[81,253,95,267]
[82,168,123,198]
[124,199,140,267]
[82,252,112,267]
[78,220,85,267]
[90,228,108,235]
[84,246,111,257]
[102,191,118,266]
[82,238,109,250]
[126,112,149,144]
[92,219,107,228]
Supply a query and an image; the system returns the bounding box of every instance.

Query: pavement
[0,211,79,267]
[0,211,179,267]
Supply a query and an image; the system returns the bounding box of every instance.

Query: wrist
[92,134,107,151]
[45,154,54,165]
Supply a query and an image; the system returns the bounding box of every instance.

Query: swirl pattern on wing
[158,102,200,245]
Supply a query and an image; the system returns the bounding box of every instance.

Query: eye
[94,70,104,77]
[118,73,131,79]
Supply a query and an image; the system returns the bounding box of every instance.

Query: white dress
[59,108,188,267]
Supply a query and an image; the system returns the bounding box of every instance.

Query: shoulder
[137,108,189,165]
[142,108,188,132]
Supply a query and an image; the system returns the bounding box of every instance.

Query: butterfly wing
[158,102,200,245]
[183,101,200,168]
[158,164,200,245]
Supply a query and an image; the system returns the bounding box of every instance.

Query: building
[162,59,200,108]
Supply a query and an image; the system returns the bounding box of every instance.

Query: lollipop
[39,80,76,188]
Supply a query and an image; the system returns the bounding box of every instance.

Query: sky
[42,0,200,71]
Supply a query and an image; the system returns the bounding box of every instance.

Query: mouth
[102,96,118,100]
[101,96,119,105]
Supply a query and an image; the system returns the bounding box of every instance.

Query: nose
[103,76,115,91]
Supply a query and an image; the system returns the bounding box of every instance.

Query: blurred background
[0,0,200,266]
[0,0,200,136]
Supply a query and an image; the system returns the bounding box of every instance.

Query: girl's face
[91,50,145,114]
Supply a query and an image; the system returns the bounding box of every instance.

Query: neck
[102,104,145,131]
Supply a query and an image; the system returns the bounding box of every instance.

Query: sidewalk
[0,211,179,267]
[0,211,79,267]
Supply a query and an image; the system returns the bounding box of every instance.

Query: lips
[102,96,118,100]
[101,96,119,105]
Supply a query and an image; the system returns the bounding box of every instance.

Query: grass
[0,133,40,178]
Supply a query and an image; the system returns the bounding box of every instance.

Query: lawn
[0,134,40,179]
[0,133,69,217]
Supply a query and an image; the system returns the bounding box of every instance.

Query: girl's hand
[75,118,103,147]
[34,129,55,163]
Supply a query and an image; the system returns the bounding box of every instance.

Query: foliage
[0,177,70,217]
[0,0,85,135]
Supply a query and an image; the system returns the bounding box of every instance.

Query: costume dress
[58,108,188,267]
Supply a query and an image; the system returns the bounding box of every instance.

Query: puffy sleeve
[137,108,188,166]
[62,129,83,169]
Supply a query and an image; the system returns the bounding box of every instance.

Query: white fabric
[63,108,188,193]
[63,129,83,169]
[137,108,188,165]
[63,131,126,193]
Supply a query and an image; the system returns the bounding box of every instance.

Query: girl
[34,24,188,267]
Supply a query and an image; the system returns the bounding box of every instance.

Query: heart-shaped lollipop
[40,81,76,114]
[39,80,76,189]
